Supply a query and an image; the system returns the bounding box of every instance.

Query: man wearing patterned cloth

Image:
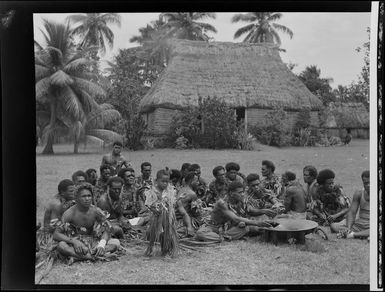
[260,160,283,200]
[205,166,229,206]
[196,181,275,243]
[245,173,283,220]
[94,165,112,204]
[331,170,370,239]
[97,177,131,238]
[136,162,154,189]
[308,169,351,226]
[53,183,120,263]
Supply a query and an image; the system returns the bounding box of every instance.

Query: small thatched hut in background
[321,102,369,139]
[139,39,323,136]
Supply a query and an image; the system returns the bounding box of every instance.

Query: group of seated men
[41,141,370,261]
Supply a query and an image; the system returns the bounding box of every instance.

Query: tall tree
[298,65,335,105]
[66,13,121,55]
[35,19,105,154]
[159,12,217,41]
[231,12,293,46]
[130,16,166,45]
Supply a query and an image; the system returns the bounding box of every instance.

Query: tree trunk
[42,101,56,154]
[73,140,79,154]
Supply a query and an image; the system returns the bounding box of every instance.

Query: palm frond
[59,86,84,121]
[34,40,44,51]
[272,23,293,39]
[84,135,105,146]
[193,12,216,20]
[86,104,121,129]
[100,13,122,27]
[86,129,123,144]
[50,70,74,86]
[36,77,51,100]
[270,29,282,46]
[231,13,256,23]
[66,14,88,24]
[195,22,217,33]
[63,57,94,72]
[72,77,106,98]
[35,65,51,82]
[234,23,255,39]
[267,13,283,22]
[45,46,64,65]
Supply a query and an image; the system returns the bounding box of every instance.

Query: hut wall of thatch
[143,108,180,135]
[321,102,369,139]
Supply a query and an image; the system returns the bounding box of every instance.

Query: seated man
[205,166,229,206]
[53,183,120,263]
[86,168,98,186]
[180,162,192,185]
[245,173,283,220]
[94,165,112,204]
[260,160,283,200]
[302,165,318,209]
[279,171,307,219]
[118,168,149,226]
[136,162,154,189]
[118,168,140,218]
[188,164,208,199]
[308,169,351,226]
[225,162,245,185]
[196,181,275,243]
[101,141,131,176]
[71,170,88,185]
[331,170,370,239]
[43,179,76,232]
[97,177,131,238]
[169,169,183,192]
[175,172,206,237]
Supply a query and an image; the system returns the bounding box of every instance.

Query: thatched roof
[323,102,369,128]
[139,39,323,113]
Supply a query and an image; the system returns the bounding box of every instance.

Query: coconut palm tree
[159,12,217,41]
[66,13,121,55]
[130,16,166,45]
[35,19,106,154]
[232,12,293,46]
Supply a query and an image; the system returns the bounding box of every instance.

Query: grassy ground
[36,139,370,285]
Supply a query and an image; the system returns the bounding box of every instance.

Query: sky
[33,12,371,89]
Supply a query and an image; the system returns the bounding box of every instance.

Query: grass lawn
[36,139,370,285]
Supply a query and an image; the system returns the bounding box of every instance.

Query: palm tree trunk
[42,101,56,154]
[73,138,79,154]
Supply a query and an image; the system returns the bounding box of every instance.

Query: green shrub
[168,96,239,149]
[248,107,293,147]
[113,115,147,150]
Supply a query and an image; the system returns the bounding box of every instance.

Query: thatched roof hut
[139,39,323,135]
[322,102,369,139]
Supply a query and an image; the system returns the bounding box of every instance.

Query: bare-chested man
[175,172,203,237]
[101,141,130,176]
[94,165,112,204]
[43,179,76,232]
[53,183,120,262]
[331,170,370,239]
